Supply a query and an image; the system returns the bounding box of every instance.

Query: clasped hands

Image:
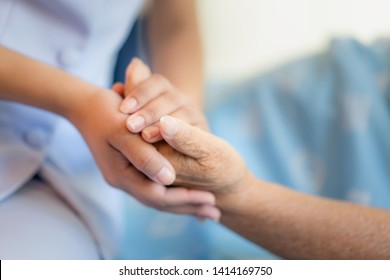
[74,58,249,222]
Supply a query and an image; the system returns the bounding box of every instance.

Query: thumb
[112,82,125,97]
[125,58,151,95]
[120,58,151,113]
[160,115,212,159]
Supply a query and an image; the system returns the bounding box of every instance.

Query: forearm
[0,45,98,121]
[146,0,203,106]
[159,114,390,259]
[219,175,390,259]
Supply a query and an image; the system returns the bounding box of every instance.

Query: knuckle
[199,147,213,161]
[133,149,156,173]
[180,126,194,146]
[139,197,154,208]
[200,147,225,178]
[154,201,167,211]
[152,73,165,83]
[166,90,186,106]
[103,172,119,187]
[176,154,193,174]
[134,86,148,100]
[141,195,166,210]
[179,94,191,105]
[198,150,213,169]
[140,107,158,123]
[195,118,209,131]
[121,184,134,197]
[179,106,208,127]
[147,188,168,209]
[156,142,175,158]
[153,74,171,89]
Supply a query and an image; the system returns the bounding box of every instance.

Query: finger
[115,131,176,185]
[160,115,214,159]
[120,74,172,114]
[142,124,162,143]
[125,58,151,95]
[126,91,186,133]
[118,166,218,210]
[141,108,196,143]
[112,82,125,97]
[119,58,152,114]
[119,59,152,113]
[160,187,216,206]
[168,106,209,131]
[141,107,206,143]
[164,204,221,221]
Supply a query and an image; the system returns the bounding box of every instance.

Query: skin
[146,0,204,106]
[0,45,218,218]
[158,116,390,259]
[119,0,206,143]
[117,59,208,144]
[0,1,220,219]
[114,58,220,219]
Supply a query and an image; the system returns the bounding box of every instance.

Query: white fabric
[0,0,144,258]
[0,177,100,259]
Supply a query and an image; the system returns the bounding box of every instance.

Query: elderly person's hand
[157,115,255,209]
[112,59,220,221]
[157,116,390,260]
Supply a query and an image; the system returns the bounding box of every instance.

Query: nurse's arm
[159,115,390,259]
[146,0,203,106]
[0,45,96,119]
[0,46,218,218]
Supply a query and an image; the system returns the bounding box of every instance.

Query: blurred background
[198,0,390,82]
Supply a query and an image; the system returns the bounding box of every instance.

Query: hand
[0,46,219,219]
[113,58,208,143]
[70,89,220,219]
[157,116,253,202]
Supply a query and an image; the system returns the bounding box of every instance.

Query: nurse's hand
[71,89,219,220]
[157,116,253,205]
[114,58,208,143]
[0,46,219,219]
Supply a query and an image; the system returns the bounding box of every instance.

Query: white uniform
[0,0,144,259]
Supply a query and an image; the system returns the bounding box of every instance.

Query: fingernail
[120,98,137,113]
[127,115,145,132]
[160,116,178,136]
[156,167,175,185]
[143,126,160,140]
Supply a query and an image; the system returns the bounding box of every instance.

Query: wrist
[0,46,103,121]
[63,85,102,126]
[216,170,258,214]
